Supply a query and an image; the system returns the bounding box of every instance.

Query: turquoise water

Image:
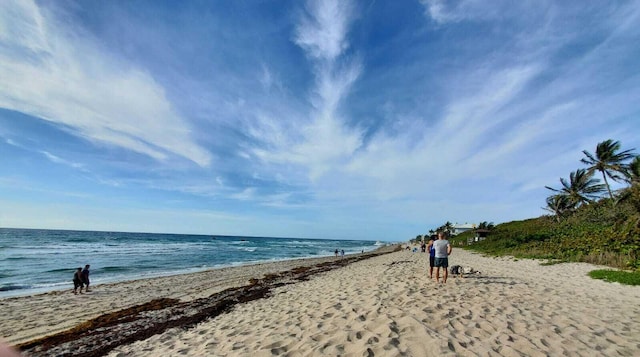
[0,228,385,297]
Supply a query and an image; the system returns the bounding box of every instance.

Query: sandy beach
[3,248,640,356]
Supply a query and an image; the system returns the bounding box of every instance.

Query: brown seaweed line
[18,246,399,357]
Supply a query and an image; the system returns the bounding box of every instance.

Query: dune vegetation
[420,140,640,284]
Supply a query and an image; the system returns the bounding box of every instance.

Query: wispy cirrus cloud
[420,0,510,24]
[0,0,212,167]
[40,151,84,169]
[2,0,639,239]
[303,0,640,224]
[294,0,354,61]
[251,0,364,181]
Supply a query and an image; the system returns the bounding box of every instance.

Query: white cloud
[259,64,274,90]
[342,64,541,189]
[5,138,19,147]
[0,0,212,167]
[249,0,363,181]
[420,0,507,24]
[41,150,84,169]
[3,0,639,238]
[244,0,640,225]
[294,0,353,61]
[230,187,257,201]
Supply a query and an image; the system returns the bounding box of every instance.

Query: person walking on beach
[73,267,84,294]
[340,249,345,258]
[335,249,339,257]
[433,232,452,283]
[81,264,91,292]
[426,235,437,279]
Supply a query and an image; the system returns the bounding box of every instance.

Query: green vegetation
[411,140,639,284]
[588,269,640,285]
[408,140,640,286]
[463,139,639,276]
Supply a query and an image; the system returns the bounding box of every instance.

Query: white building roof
[453,223,475,229]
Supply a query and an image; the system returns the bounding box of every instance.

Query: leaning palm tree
[543,194,574,222]
[581,139,636,200]
[625,155,640,186]
[545,169,606,208]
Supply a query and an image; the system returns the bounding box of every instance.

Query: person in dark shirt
[73,267,83,294]
[81,264,91,292]
[426,235,437,279]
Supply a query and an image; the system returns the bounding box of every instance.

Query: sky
[1,0,639,241]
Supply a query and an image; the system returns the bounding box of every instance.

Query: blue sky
[1,0,639,241]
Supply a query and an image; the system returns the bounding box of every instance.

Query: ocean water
[0,228,384,298]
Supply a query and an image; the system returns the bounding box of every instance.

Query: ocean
[0,228,385,298]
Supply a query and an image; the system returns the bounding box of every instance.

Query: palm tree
[543,194,573,222]
[477,221,496,230]
[581,139,636,200]
[545,169,606,208]
[444,221,453,233]
[625,156,640,186]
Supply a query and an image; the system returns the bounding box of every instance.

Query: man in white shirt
[433,232,452,283]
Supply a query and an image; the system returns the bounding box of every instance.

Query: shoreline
[3,246,640,356]
[1,246,397,349]
[0,247,386,300]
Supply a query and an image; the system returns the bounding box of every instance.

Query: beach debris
[18,246,400,357]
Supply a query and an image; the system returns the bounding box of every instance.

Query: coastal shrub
[450,230,474,246]
[588,269,640,286]
[466,192,640,270]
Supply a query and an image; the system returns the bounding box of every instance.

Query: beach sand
[3,248,640,356]
[0,254,350,348]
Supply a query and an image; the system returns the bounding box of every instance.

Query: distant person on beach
[426,235,437,279]
[73,267,83,294]
[433,232,452,283]
[82,264,91,292]
[340,249,345,258]
[335,249,339,257]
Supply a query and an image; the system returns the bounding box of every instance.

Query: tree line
[411,221,495,244]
